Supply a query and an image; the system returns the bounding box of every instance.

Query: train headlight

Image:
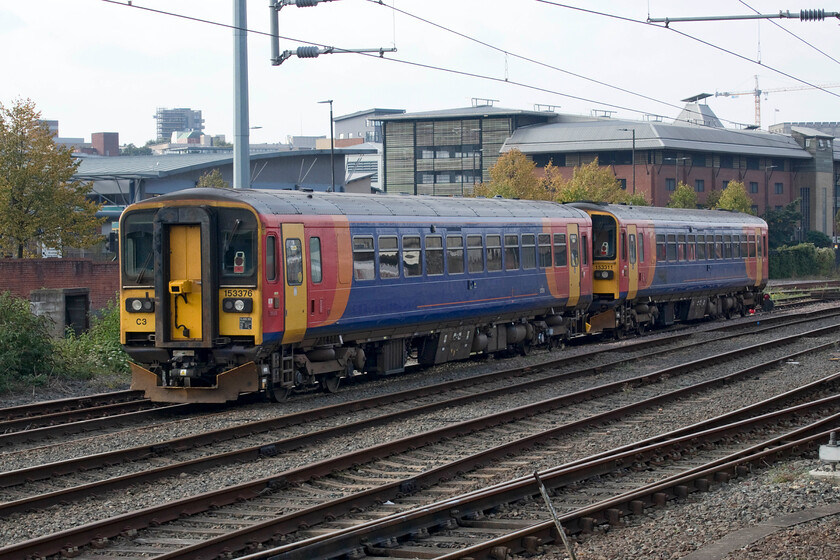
[223,297,253,313]
[125,298,155,313]
[595,270,614,280]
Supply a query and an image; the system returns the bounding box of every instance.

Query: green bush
[54,299,131,379]
[769,243,838,278]
[0,292,131,393]
[0,291,55,391]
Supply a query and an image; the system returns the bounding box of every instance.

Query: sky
[1,0,838,147]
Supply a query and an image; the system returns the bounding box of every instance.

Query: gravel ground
[2,302,840,559]
[533,461,840,560]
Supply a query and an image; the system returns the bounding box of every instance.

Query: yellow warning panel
[168,225,203,340]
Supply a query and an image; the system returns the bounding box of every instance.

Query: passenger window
[749,235,757,257]
[629,233,636,265]
[741,236,749,257]
[724,235,732,259]
[538,234,552,268]
[352,236,375,281]
[687,235,695,261]
[707,236,715,260]
[266,235,277,282]
[638,233,645,263]
[677,234,686,261]
[426,235,444,275]
[309,237,322,284]
[715,235,723,259]
[582,234,589,265]
[732,235,741,258]
[522,234,536,269]
[554,233,567,267]
[403,235,421,277]
[486,234,502,272]
[467,235,484,273]
[447,235,465,275]
[656,234,666,261]
[696,235,706,260]
[666,234,677,261]
[505,235,520,270]
[569,234,579,267]
[379,236,399,279]
[285,238,303,286]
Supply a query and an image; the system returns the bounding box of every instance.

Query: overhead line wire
[537,0,840,100]
[98,0,801,147]
[738,0,840,66]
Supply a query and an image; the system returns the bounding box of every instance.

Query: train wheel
[322,374,341,394]
[268,384,291,402]
[517,341,530,356]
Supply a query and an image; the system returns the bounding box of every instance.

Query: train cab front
[119,203,262,403]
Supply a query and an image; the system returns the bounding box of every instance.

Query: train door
[155,206,215,347]
[567,224,581,306]
[168,225,203,340]
[627,224,639,300]
[754,227,763,286]
[281,224,308,344]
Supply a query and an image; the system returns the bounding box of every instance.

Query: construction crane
[715,75,840,128]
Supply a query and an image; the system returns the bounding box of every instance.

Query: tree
[666,182,697,208]
[472,149,551,200]
[554,159,647,205]
[763,200,801,249]
[196,168,230,189]
[0,98,104,258]
[120,141,154,156]
[805,230,832,248]
[714,180,753,214]
[704,189,722,210]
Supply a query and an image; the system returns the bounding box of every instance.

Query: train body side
[571,203,768,331]
[121,189,594,402]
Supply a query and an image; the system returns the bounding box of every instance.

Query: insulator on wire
[296,46,321,58]
[799,9,825,21]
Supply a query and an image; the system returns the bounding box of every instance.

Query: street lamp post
[318,99,335,192]
[618,128,636,194]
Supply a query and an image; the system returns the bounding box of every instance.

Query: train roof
[569,202,768,228]
[134,188,591,221]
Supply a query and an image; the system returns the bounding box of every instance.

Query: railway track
[2,309,839,559]
[0,307,837,516]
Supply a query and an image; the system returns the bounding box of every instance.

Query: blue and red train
[119,188,768,403]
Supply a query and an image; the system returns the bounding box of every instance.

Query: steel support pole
[233,0,250,189]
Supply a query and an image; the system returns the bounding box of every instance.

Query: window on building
[722,180,730,190]
[719,155,734,169]
[618,178,627,190]
[771,158,785,171]
[774,182,784,195]
[746,157,760,170]
[749,182,759,193]
[666,178,676,191]
[692,154,706,167]
[695,179,705,192]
